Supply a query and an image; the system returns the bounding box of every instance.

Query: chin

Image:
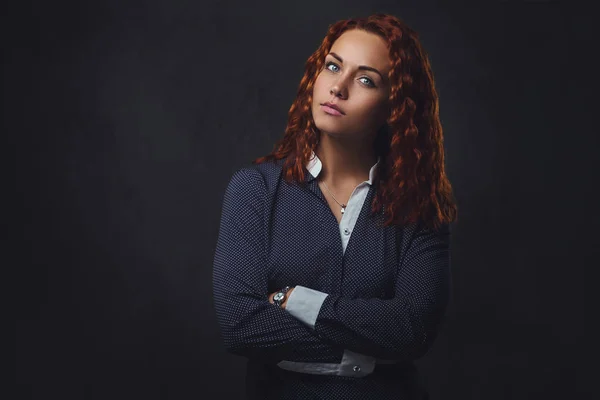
[316,127,350,139]
[316,117,351,131]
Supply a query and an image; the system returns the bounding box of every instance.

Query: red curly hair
[253,13,457,231]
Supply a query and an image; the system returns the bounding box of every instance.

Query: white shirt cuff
[284,285,328,329]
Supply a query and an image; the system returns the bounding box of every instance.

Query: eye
[325,61,376,88]
[359,76,375,87]
[325,61,340,72]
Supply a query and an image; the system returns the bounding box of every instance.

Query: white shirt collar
[306,150,380,185]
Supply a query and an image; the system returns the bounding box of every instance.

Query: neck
[315,132,377,187]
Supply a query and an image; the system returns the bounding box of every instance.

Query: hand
[268,287,295,309]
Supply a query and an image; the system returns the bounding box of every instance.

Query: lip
[321,102,345,116]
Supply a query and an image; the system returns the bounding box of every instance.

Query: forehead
[329,30,391,73]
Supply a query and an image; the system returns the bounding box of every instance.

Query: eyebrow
[327,52,385,80]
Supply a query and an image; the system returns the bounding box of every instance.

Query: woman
[213,13,458,399]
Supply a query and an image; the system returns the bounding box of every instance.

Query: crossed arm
[213,168,451,363]
[213,168,346,363]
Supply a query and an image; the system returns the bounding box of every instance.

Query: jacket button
[353,365,361,372]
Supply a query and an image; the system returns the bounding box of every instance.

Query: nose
[330,85,346,99]
[330,76,350,99]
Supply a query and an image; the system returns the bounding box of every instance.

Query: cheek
[314,73,327,93]
[345,101,386,131]
[356,98,386,121]
[372,101,389,121]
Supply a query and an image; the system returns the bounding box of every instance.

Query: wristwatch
[273,286,291,308]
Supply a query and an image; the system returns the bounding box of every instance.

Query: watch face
[274,292,284,302]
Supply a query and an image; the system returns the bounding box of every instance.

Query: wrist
[281,287,294,309]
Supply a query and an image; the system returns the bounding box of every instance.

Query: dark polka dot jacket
[213,155,452,399]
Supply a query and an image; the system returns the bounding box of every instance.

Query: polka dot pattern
[213,158,451,399]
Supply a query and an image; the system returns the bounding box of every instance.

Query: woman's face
[311,29,391,142]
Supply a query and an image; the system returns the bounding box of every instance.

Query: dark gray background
[10,0,594,398]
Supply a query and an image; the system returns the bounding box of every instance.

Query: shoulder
[393,218,451,249]
[408,219,452,251]
[224,159,284,203]
[225,167,266,203]
[251,158,285,183]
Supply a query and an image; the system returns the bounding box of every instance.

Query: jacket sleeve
[285,221,452,361]
[212,167,345,363]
